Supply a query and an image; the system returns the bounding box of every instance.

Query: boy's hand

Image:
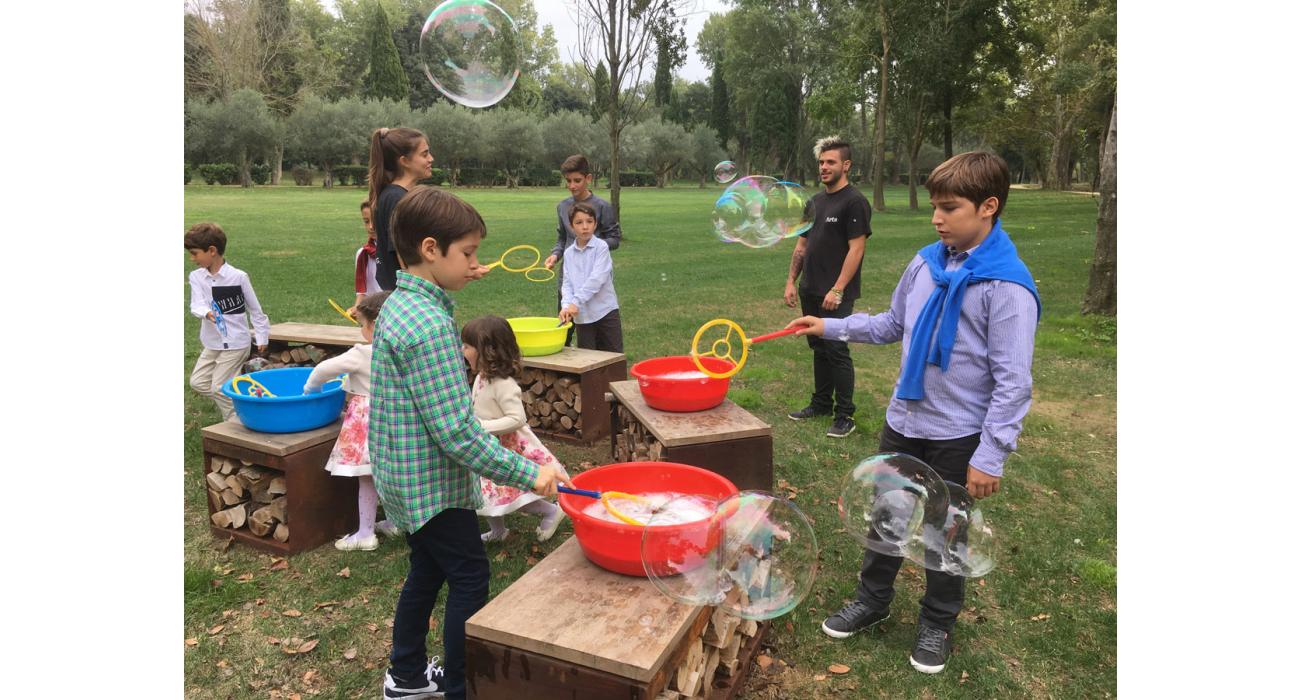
[544,254,558,270]
[558,304,578,324]
[783,281,797,307]
[531,465,571,497]
[256,344,267,354]
[345,305,359,319]
[468,263,490,280]
[786,316,824,337]
[966,466,1001,499]
[206,311,216,322]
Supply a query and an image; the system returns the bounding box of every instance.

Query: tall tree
[698,19,731,150]
[590,62,611,122]
[363,2,410,103]
[186,89,283,187]
[573,0,693,218]
[1082,97,1115,315]
[652,11,687,108]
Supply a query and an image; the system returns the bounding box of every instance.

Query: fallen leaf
[280,637,305,654]
[297,639,319,654]
[828,663,850,674]
[385,618,395,629]
[366,623,379,633]
[282,609,303,617]
[525,557,539,566]
[493,551,506,562]
[756,655,773,669]
[269,559,289,571]
[314,601,341,609]
[814,674,827,681]
[343,648,358,660]
[303,670,318,683]
[216,659,229,668]
[222,609,235,619]
[185,638,199,647]
[960,670,970,684]
[255,598,266,606]
[337,567,351,578]
[978,579,986,587]
[267,637,281,645]
[208,624,225,635]
[236,573,254,583]
[215,565,235,576]
[210,579,223,588]
[1030,613,1050,622]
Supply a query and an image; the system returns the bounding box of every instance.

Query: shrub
[517,166,558,187]
[618,171,656,187]
[198,163,239,185]
[291,164,314,186]
[184,165,192,185]
[417,167,448,187]
[334,164,369,187]
[459,167,500,187]
[250,163,271,185]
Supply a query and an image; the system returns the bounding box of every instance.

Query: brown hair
[814,135,852,162]
[354,290,391,324]
[184,222,227,255]
[367,127,428,208]
[360,199,371,212]
[925,151,1011,220]
[461,316,523,380]
[568,201,598,225]
[560,154,591,176]
[389,186,487,266]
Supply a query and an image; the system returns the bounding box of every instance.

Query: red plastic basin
[558,462,740,577]
[630,355,734,412]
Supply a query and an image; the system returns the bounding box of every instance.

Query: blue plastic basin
[220,367,345,434]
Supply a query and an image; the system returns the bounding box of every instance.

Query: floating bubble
[837,453,950,556]
[711,176,812,249]
[714,160,738,183]
[642,492,818,620]
[419,0,520,109]
[902,482,997,577]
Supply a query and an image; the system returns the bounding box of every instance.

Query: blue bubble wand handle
[210,300,229,349]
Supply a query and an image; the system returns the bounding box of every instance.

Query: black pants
[854,423,980,632]
[390,508,488,699]
[576,308,624,353]
[800,293,856,419]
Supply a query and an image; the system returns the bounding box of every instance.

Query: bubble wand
[210,301,229,349]
[328,298,358,325]
[483,244,556,282]
[689,318,811,379]
[558,486,651,526]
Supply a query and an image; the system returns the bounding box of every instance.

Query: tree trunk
[871,0,890,211]
[1082,99,1117,316]
[1044,96,1075,190]
[238,148,252,188]
[271,143,283,186]
[322,163,334,189]
[606,0,622,220]
[942,89,953,160]
[907,100,925,210]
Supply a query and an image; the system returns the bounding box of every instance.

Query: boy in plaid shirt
[370,186,569,700]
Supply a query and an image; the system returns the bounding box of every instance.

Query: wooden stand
[520,347,626,446]
[606,381,774,491]
[465,537,766,700]
[200,420,357,555]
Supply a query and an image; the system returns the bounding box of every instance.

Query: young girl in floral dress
[461,316,568,542]
[304,291,399,551]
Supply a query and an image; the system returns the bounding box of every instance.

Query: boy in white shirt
[558,201,622,352]
[186,222,271,420]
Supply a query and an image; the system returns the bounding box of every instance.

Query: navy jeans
[390,508,489,699]
[854,424,981,632]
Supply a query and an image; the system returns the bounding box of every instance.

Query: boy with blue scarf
[787,152,1041,675]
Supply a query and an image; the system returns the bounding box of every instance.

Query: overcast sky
[319,0,730,83]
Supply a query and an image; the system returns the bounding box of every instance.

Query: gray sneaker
[821,600,890,639]
[826,417,856,438]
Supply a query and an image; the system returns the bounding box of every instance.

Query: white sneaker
[536,510,567,542]
[480,528,510,543]
[383,668,444,699]
[334,533,379,551]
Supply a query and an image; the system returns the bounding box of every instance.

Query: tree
[625,117,692,187]
[363,2,410,103]
[1082,97,1115,315]
[652,11,687,108]
[480,108,544,188]
[665,79,711,128]
[416,102,481,185]
[287,95,373,187]
[685,124,727,187]
[590,62,611,123]
[542,62,590,114]
[541,110,603,172]
[573,0,694,218]
[186,89,283,187]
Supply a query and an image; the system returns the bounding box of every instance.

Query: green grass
[183,183,1115,698]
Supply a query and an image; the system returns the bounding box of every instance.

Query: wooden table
[201,420,356,555]
[607,381,774,491]
[466,537,766,700]
[268,321,363,346]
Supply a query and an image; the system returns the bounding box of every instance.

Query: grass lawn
[183,183,1116,698]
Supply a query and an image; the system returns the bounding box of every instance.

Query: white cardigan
[304,344,372,396]
[473,375,527,436]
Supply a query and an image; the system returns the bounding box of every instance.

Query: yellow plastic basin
[508,317,572,356]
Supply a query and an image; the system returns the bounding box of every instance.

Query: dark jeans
[854,423,980,632]
[390,508,489,699]
[800,293,856,419]
[576,308,624,353]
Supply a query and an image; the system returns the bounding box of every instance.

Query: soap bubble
[419,0,520,109]
[714,160,738,183]
[711,176,812,248]
[837,453,950,556]
[642,492,818,620]
[902,482,996,577]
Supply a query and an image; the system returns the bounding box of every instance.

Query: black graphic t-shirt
[799,185,872,303]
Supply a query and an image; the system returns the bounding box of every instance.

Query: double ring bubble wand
[483,244,556,283]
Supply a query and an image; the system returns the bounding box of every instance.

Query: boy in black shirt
[783,136,871,438]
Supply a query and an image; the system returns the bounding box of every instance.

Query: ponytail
[367,127,428,208]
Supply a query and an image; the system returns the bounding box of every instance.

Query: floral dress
[325,393,371,477]
[473,375,569,517]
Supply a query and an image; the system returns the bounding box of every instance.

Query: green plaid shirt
[369,272,540,533]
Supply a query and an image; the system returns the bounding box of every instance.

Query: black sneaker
[383,665,445,699]
[826,417,856,438]
[821,600,890,639]
[909,623,952,674]
[788,406,831,421]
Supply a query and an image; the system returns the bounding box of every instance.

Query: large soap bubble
[641,492,818,620]
[837,453,950,557]
[711,176,812,248]
[902,482,996,577]
[419,0,520,109]
[714,160,738,184]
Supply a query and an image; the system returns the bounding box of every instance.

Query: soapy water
[581,491,715,525]
[656,370,711,381]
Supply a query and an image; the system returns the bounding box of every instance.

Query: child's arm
[241,273,271,350]
[598,200,622,250]
[189,274,211,320]
[967,283,1039,494]
[476,379,528,436]
[304,347,365,392]
[548,208,567,265]
[792,258,920,343]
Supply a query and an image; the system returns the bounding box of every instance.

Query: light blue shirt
[560,236,619,324]
[821,246,1038,477]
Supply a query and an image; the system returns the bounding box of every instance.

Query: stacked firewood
[519,368,583,439]
[242,344,336,373]
[206,456,290,543]
[613,404,664,462]
[657,592,761,700]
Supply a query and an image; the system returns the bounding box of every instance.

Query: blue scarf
[896,220,1041,401]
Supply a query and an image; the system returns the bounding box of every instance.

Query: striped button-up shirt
[822,247,1038,476]
[560,236,619,324]
[369,272,540,533]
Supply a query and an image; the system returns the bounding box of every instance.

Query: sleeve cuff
[968,443,1006,477]
[821,317,850,342]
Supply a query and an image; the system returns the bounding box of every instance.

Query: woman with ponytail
[368,127,433,290]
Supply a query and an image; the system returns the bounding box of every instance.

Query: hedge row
[187,163,577,188]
